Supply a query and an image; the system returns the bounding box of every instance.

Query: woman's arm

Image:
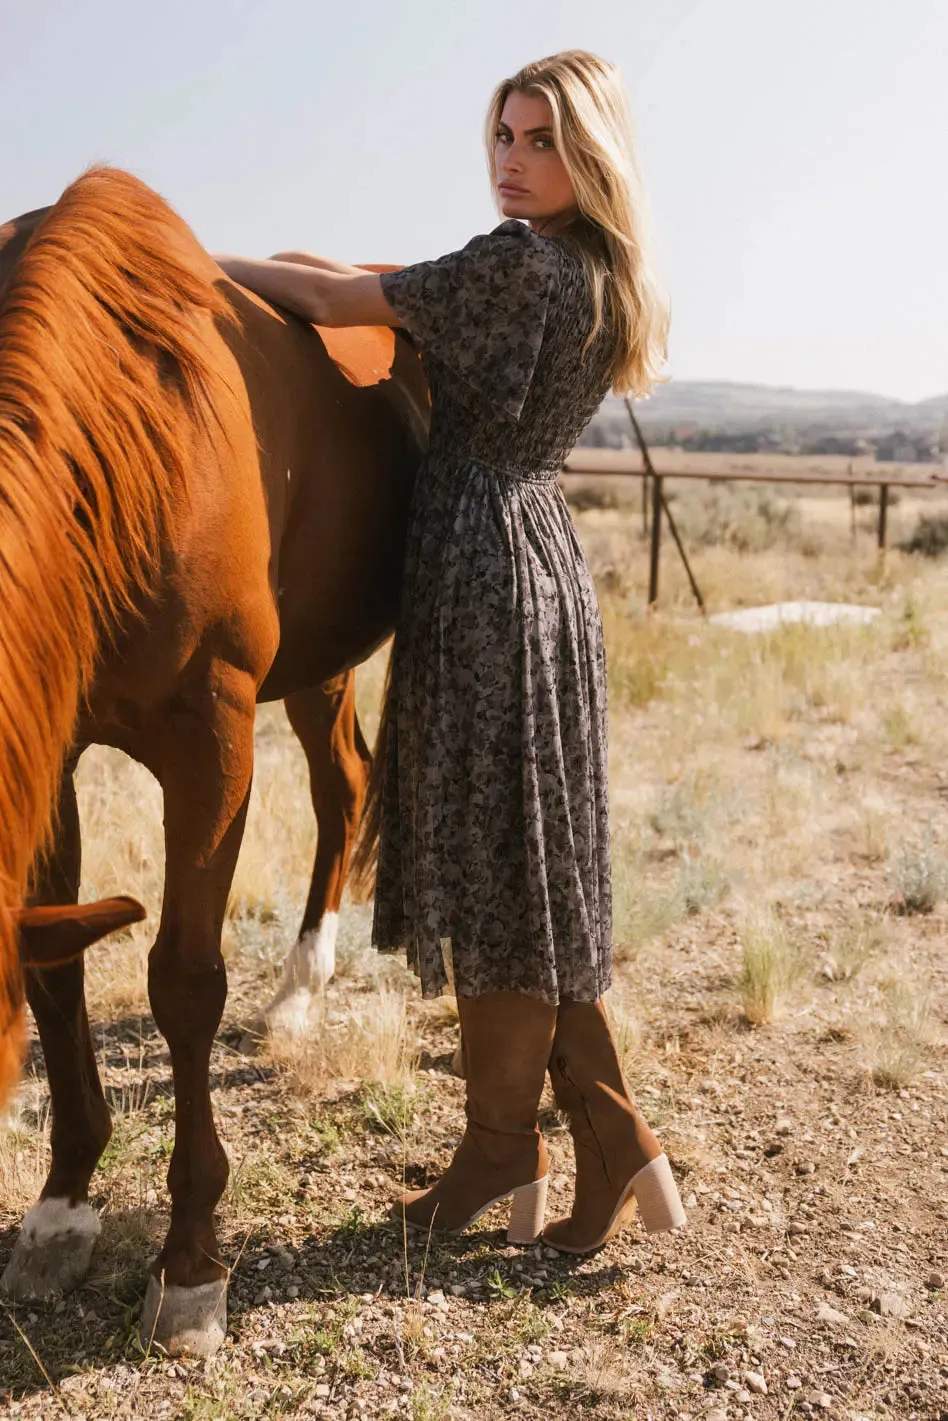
[212,253,403,329]
[267,249,359,276]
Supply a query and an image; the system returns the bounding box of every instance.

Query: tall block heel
[630,1155,687,1234]
[506,1174,549,1245]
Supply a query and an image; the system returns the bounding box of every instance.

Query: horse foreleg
[244,674,370,1044]
[139,669,255,1358]
[2,766,109,1301]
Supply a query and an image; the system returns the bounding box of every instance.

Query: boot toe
[540,1215,594,1255]
[390,1189,436,1229]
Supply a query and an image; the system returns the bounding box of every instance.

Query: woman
[215,49,686,1253]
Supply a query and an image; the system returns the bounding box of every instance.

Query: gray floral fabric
[373,219,615,1004]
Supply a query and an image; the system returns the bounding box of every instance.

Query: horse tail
[0,166,231,1105]
[349,648,394,897]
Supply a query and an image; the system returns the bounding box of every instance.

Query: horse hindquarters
[242,674,372,1047]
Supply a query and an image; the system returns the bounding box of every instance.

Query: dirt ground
[1,485,946,1420]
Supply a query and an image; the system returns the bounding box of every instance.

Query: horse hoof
[140,1273,227,1356]
[1,1199,100,1300]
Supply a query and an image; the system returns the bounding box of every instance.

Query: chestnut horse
[0,168,426,1353]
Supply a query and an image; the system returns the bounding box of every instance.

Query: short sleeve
[379,220,559,422]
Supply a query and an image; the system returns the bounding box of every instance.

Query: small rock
[872,1292,910,1319]
[925,1270,944,1290]
[683,1193,698,1210]
[778,1337,796,1350]
[816,1302,848,1325]
[315,1384,331,1399]
[547,1351,568,1370]
[706,1411,728,1421]
[787,1222,808,1237]
[712,1362,731,1382]
[786,1375,802,1389]
[804,1391,832,1409]
[744,1371,767,1395]
[775,1117,793,1135]
[795,1161,816,1175]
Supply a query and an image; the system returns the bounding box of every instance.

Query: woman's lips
[499,183,527,194]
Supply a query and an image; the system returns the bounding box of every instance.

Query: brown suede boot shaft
[544,998,663,1251]
[396,991,555,1234]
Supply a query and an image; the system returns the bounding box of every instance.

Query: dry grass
[736,905,805,1025]
[888,826,948,913]
[820,911,889,983]
[860,976,936,1088]
[4,482,948,1419]
[264,976,420,1103]
[0,1096,50,1217]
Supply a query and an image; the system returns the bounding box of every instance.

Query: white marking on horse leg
[254,912,340,1039]
[1,1197,101,1299]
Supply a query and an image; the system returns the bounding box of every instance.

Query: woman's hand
[212,253,403,329]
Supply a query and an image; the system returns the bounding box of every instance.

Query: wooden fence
[560,443,948,609]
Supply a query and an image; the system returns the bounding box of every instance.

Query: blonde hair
[485,50,669,397]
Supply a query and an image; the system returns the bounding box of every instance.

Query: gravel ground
[1,524,947,1419]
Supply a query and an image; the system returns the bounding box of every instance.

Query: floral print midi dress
[374,218,616,1005]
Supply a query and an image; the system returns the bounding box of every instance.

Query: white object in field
[709,601,881,634]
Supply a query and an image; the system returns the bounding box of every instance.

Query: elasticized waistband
[427,450,562,485]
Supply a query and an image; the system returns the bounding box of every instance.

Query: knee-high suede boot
[391,991,556,1245]
[542,998,686,1254]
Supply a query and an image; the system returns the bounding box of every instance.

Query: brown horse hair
[0,166,232,1105]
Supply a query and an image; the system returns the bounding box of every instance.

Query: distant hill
[606,381,947,432]
[584,380,947,458]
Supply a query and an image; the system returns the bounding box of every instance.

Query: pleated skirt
[371,451,612,1005]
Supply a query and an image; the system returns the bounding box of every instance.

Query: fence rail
[560,439,948,608]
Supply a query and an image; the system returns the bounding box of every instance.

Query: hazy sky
[2,0,945,400]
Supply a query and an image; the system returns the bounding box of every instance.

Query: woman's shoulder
[463,219,565,271]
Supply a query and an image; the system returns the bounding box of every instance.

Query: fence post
[648,474,663,606]
[878,484,889,551]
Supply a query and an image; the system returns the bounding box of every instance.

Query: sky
[1,0,945,402]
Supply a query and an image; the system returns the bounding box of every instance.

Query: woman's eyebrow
[497,122,553,136]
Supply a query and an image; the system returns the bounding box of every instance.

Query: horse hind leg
[139,668,256,1357]
[2,766,110,1301]
[242,674,370,1047]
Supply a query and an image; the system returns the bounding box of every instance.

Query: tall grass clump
[821,913,888,983]
[862,977,935,1089]
[266,978,420,1105]
[889,827,948,914]
[737,906,804,1025]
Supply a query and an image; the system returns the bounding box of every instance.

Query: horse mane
[0,166,231,1105]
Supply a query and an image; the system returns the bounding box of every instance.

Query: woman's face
[493,90,578,235]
